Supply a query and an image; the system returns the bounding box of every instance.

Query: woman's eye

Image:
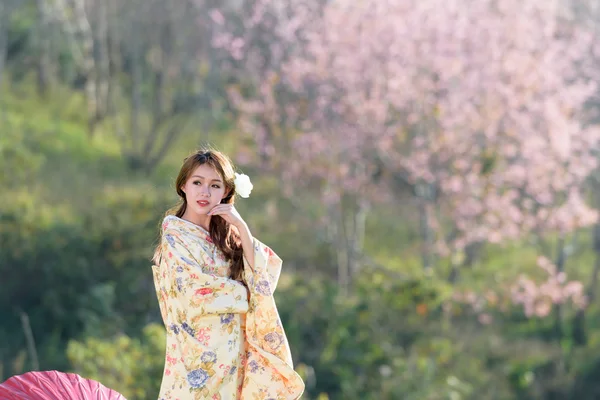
[212,185,221,188]
[194,181,201,185]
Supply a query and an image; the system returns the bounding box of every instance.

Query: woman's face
[181,163,228,216]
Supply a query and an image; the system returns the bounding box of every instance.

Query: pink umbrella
[0,370,126,400]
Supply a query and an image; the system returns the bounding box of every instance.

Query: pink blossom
[510,257,587,317]
[214,0,600,279]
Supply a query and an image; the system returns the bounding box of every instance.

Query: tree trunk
[129,35,141,158]
[35,0,51,96]
[329,196,369,293]
[94,0,110,122]
[416,183,434,271]
[331,201,350,292]
[145,117,188,174]
[0,1,10,87]
[54,0,97,135]
[105,0,120,118]
[72,0,97,135]
[349,201,368,278]
[553,236,566,341]
[572,206,600,345]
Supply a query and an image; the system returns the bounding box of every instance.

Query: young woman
[151,149,304,399]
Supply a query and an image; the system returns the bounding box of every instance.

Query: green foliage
[276,267,600,400]
[0,113,44,188]
[66,324,165,400]
[278,273,472,399]
[0,187,170,371]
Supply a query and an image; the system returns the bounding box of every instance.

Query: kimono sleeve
[161,229,249,320]
[240,237,305,399]
[243,237,283,294]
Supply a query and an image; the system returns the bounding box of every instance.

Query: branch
[19,310,39,371]
[146,116,190,172]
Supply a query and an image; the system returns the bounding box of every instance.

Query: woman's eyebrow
[192,175,223,183]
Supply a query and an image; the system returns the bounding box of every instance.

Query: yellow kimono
[152,215,305,399]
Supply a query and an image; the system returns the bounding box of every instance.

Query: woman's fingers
[208,205,232,216]
[208,204,233,215]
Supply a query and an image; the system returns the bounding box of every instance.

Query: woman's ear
[221,188,233,203]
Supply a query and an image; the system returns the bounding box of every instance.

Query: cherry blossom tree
[215,0,600,295]
[511,256,587,318]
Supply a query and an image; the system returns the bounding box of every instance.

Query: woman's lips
[197,200,210,207]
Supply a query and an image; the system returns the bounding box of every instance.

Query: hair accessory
[234,173,253,198]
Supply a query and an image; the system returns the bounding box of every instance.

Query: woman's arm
[159,229,249,320]
[206,203,282,290]
[236,221,255,271]
[207,204,255,270]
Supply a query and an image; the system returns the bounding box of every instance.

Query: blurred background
[2,0,600,399]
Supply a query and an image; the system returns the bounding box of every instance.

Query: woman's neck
[180,211,211,232]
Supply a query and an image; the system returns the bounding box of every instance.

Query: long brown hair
[153,149,245,281]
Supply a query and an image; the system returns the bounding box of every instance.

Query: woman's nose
[199,185,211,196]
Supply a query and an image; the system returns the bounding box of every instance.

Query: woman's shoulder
[161,215,179,230]
[160,215,180,238]
[161,215,212,243]
[160,216,226,268]
[161,215,201,233]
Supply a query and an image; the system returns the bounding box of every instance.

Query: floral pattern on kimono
[152,215,304,399]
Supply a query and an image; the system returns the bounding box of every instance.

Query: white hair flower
[234,172,253,198]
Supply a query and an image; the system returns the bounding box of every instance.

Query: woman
[151,149,304,399]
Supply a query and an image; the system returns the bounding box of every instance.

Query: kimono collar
[162,215,211,238]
